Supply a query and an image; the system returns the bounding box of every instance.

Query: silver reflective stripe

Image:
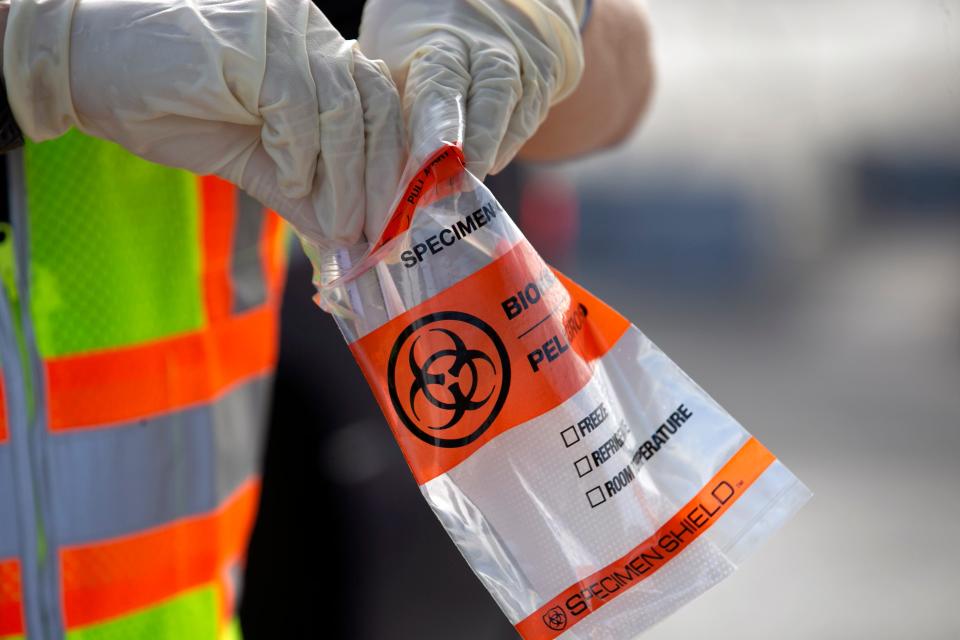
[0,445,19,558]
[231,191,267,314]
[6,148,58,638]
[47,374,271,546]
[211,374,272,501]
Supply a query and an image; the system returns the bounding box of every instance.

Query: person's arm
[517,0,654,162]
[1,0,405,248]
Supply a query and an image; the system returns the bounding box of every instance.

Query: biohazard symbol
[388,311,511,449]
[543,606,567,631]
[408,328,496,431]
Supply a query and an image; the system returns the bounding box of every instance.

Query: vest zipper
[5,149,64,639]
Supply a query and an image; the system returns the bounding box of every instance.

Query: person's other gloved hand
[358,0,585,181]
[4,0,404,248]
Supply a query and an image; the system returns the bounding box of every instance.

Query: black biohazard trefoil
[387,311,510,448]
[543,606,567,631]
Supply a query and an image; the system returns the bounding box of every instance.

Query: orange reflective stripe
[203,177,287,320]
[42,174,284,432]
[200,176,237,325]
[261,210,286,298]
[0,376,7,443]
[45,305,278,431]
[0,558,24,636]
[515,438,776,640]
[60,479,260,630]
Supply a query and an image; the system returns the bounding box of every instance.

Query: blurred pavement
[568,221,960,640]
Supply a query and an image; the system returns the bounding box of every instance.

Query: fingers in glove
[352,52,406,243]
[309,41,368,247]
[259,0,322,200]
[463,45,522,180]
[403,35,471,167]
[238,142,324,240]
[489,77,549,175]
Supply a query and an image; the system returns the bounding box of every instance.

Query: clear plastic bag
[315,145,811,639]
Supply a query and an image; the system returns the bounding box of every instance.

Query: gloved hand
[358,0,585,181]
[4,0,404,248]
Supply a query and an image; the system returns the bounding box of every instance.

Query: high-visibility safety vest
[0,130,288,639]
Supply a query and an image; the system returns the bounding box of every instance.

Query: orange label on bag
[515,437,776,640]
[350,241,630,485]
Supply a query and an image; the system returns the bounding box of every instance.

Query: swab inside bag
[315,145,811,639]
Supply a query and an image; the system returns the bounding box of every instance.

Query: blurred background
[242,1,960,638]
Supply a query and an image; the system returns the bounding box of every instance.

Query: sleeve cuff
[3,0,80,141]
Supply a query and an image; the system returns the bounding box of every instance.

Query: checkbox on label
[574,456,593,478]
[561,426,580,447]
[587,486,606,508]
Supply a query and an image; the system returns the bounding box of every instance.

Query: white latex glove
[359,0,585,181]
[3,0,404,248]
